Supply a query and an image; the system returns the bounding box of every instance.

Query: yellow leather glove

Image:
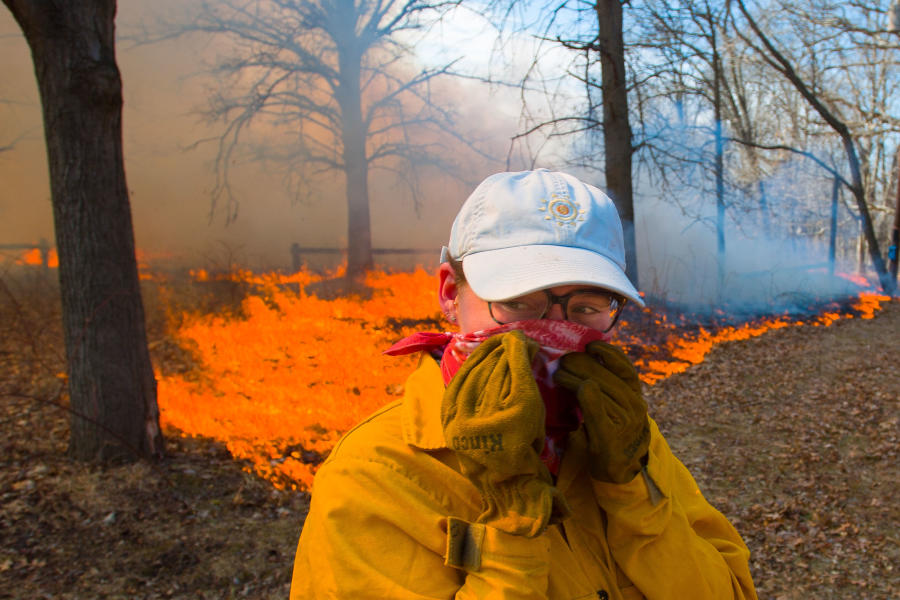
[441,330,570,538]
[553,341,650,484]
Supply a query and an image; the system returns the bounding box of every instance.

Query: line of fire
[2,245,893,491]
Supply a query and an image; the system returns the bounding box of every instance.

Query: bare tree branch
[733,0,894,293]
[144,0,491,277]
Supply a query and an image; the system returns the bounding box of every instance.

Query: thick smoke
[0,3,515,272]
[0,4,878,315]
[635,194,864,319]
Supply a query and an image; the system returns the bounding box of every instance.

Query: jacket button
[597,591,609,600]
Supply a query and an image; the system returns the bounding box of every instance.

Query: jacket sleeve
[591,418,758,600]
[290,453,554,599]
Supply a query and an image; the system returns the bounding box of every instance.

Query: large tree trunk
[595,0,639,288]
[336,8,373,281]
[4,0,164,461]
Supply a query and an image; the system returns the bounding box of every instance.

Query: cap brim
[462,245,645,307]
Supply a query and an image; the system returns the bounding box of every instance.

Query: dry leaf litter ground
[647,299,899,599]
[1,270,897,599]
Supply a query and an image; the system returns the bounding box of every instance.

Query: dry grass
[1,402,306,599]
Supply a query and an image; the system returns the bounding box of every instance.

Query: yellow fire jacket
[291,355,758,599]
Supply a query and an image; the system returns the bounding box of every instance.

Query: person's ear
[437,263,459,323]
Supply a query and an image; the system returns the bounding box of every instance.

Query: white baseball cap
[440,169,644,306]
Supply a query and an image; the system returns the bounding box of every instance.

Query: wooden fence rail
[289,244,436,271]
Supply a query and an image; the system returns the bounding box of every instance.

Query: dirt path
[2,297,897,599]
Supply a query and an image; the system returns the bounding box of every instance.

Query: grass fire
[1,254,897,598]
[2,0,899,595]
[148,264,893,492]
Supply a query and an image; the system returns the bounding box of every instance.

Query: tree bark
[595,0,639,288]
[4,0,164,461]
[713,41,726,297]
[335,2,373,280]
[829,177,839,276]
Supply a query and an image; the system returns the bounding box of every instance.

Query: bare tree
[175,0,467,279]
[631,0,900,292]
[2,0,164,461]
[484,0,899,299]
[498,0,641,287]
[733,0,898,294]
[635,0,736,290]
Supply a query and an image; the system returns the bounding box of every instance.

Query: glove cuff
[478,477,571,538]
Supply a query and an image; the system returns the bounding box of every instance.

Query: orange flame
[852,291,890,319]
[21,248,42,265]
[155,268,894,490]
[617,292,892,385]
[157,267,440,490]
[15,247,58,267]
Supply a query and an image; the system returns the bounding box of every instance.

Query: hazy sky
[0,2,528,270]
[0,2,867,311]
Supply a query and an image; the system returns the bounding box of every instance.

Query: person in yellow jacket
[290,169,758,599]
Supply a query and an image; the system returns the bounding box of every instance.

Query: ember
[155,267,893,490]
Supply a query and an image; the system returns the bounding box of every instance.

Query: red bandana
[385,320,608,474]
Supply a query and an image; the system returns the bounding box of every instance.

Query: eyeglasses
[488,288,626,332]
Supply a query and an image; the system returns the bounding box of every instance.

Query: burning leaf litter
[155,267,893,491]
[1,264,897,597]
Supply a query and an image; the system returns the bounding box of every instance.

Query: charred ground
[1,269,897,599]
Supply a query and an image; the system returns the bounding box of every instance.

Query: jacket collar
[400,354,448,450]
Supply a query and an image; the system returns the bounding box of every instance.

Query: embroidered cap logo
[539,193,584,227]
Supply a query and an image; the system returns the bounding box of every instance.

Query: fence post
[290,243,302,272]
[889,153,899,289]
[38,238,50,269]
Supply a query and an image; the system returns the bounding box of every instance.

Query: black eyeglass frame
[488,288,627,333]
